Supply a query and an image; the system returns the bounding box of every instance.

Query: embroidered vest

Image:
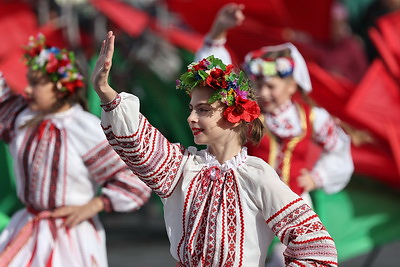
[247,102,321,195]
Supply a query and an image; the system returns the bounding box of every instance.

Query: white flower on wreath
[249,58,264,76]
[36,49,50,67]
[276,57,293,76]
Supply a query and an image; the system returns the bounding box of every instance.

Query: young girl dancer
[195,4,354,266]
[0,33,151,267]
[91,30,338,266]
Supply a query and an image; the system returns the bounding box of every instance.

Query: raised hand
[208,3,245,40]
[91,31,118,103]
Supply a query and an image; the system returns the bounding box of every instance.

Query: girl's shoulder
[59,105,107,146]
[240,155,282,186]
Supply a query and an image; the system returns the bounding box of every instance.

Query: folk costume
[0,34,151,267]
[98,55,338,267]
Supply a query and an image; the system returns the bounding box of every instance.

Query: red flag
[0,1,37,61]
[166,0,333,61]
[346,60,400,141]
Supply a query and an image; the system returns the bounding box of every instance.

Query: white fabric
[0,209,107,267]
[0,84,151,266]
[100,92,338,267]
[195,38,233,65]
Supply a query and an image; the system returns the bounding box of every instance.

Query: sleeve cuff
[100,94,121,112]
[100,195,113,212]
[204,35,227,47]
[311,170,323,189]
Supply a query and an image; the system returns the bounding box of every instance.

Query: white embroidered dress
[0,83,151,267]
[100,92,338,267]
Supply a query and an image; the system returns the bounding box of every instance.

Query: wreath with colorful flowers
[176,55,260,124]
[244,53,295,82]
[23,33,84,94]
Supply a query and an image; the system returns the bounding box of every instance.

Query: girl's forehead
[190,87,213,101]
[28,70,48,80]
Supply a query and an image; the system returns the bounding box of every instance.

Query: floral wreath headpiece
[176,55,260,124]
[23,33,84,94]
[243,49,295,82]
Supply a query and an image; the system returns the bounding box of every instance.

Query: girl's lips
[191,128,203,136]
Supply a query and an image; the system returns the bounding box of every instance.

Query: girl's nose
[24,85,32,95]
[257,85,270,98]
[187,110,197,124]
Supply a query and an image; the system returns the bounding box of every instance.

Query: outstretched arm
[91,31,118,103]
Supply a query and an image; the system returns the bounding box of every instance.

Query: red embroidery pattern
[177,168,244,267]
[100,94,121,112]
[21,120,62,209]
[103,115,183,198]
[0,94,26,143]
[83,141,127,183]
[48,126,62,209]
[314,118,338,152]
[268,198,337,266]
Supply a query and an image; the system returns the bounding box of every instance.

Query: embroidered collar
[199,147,248,172]
[268,100,293,116]
[265,102,303,139]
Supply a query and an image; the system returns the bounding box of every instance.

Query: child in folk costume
[91,30,338,267]
[0,34,151,267]
[195,4,354,266]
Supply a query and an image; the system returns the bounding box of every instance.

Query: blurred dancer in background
[0,33,151,267]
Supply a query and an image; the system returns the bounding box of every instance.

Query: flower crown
[244,56,295,81]
[23,33,84,93]
[176,55,260,123]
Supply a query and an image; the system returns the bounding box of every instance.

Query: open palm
[91,31,117,102]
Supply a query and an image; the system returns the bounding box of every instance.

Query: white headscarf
[244,42,312,93]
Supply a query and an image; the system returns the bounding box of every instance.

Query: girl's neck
[207,143,242,164]
[54,102,72,113]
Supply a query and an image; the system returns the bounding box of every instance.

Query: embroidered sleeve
[101,92,186,198]
[252,161,337,266]
[83,140,151,212]
[266,198,338,266]
[0,73,26,143]
[311,107,354,194]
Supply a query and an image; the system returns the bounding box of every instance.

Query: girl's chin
[193,137,206,146]
[28,103,38,111]
[260,104,276,113]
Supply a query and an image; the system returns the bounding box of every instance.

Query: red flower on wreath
[223,96,260,123]
[61,79,84,93]
[206,65,234,90]
[193,58,210,71]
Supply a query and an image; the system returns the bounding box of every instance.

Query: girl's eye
[199,108,210,112]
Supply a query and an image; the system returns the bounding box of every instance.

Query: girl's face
[187,87,238,147]
[253,76,297,113]
[24,71,60,112]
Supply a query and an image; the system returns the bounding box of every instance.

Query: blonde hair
[237,117,266,146]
